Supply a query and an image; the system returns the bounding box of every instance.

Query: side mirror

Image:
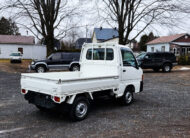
[49,57,52,60]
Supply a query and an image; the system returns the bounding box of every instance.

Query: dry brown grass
[0,60,32,73]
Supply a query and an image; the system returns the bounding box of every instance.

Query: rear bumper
[172,62,178,66]
[140,81,143,92]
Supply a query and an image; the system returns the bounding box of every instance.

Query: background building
[0,35,46,60]
[147,34,190,56]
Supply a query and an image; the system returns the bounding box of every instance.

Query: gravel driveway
[0,70,190,138]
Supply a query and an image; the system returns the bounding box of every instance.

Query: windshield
[10,53,21,56]
[137,53,146,59]
[48,54,53,59]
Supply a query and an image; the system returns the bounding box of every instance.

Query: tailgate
[21,74,61,96]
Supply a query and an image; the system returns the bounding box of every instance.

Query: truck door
[153,53,163,67]
[48,53,62,69]
[120,48,141,82]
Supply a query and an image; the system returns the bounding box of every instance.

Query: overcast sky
[0,0,190,42]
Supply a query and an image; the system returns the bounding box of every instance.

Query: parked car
[21,43,143,121]
[137,52,177,72]
[10,52,22,63]
[29,52,80,73]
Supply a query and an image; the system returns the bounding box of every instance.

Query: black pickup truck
[30,52,80,73]
[137,52,177,72]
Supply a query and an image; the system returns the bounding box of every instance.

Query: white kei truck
[21,43,143,121]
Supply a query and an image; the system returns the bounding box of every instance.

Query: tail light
[142,75,144,81]
[54,96,60,103]
[21,89,27,94]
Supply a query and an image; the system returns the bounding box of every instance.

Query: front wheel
[162,64,172,72]
[69,96,90,121]
[36,65,46,73]
[120,90,134,105]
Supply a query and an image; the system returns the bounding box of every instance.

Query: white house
[0,35,46,60]
[147,33,190,56]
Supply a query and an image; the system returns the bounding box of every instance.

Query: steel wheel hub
[125,92,132,103]
[75,102,87,118]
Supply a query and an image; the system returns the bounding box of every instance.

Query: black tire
[153,68,160,72]
[120,89,134,106]
[162,63,172,72]
[70,64,80,71]
[69,96,90,121]
[35,65,46,73]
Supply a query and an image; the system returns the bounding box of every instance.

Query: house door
[18,48,23,54]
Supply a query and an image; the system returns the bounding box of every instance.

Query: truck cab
[21,43,143,121]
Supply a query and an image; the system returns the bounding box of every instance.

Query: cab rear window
[86,48,114,60]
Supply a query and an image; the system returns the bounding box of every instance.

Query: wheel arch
[125,84,135,93]
[66,92,93,104]
[69,62,80,68]
[163,61,172,67]
[35,62,48,68]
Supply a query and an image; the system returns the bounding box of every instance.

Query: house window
[151,47,154,52]
[18,48,23,54]
[161,46,165,52]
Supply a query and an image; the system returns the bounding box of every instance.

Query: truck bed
[21,72,119,96]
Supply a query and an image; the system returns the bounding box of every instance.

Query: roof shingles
[94,28,119,41]
[0,35,34,45]
[147,34,186,45]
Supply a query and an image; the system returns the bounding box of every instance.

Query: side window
[62,53,71,59]
[154,53,162,59]
[52,53,61,60]
[86,49,92,60]
[121,48,137,67]
[0,48,1,54]
[93,48,105,60]
[146,53,153,59]
[106,48,114,60]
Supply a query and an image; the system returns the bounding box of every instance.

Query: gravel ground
[0,70,190,138]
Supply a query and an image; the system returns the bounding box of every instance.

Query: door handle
[123,70,126,72]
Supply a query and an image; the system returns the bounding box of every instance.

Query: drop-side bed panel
[21,72,119,96]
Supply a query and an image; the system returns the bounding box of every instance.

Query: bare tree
[97,0,188,45]
[3,0,82,54]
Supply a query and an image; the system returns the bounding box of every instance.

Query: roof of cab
[82,42,132,51]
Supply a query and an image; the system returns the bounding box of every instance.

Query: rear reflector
[54,96,60,102]
[21,89,26,94]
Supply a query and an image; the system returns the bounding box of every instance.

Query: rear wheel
[162,63,172,72]
[69,96,90,121]
[36,65,46,73]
